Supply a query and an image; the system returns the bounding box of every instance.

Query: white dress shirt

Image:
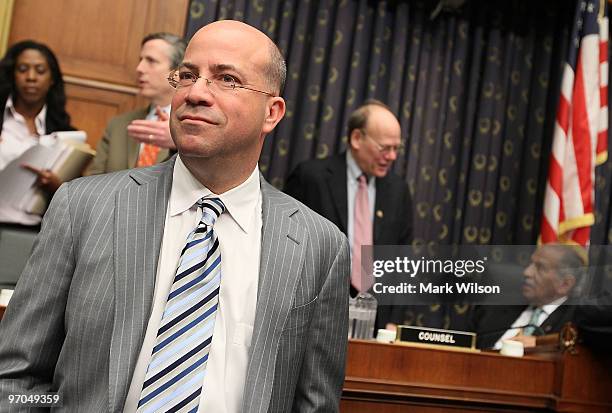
[493,296,568,350]
[346,150,376,254]
[0,96,46,171]
[124,155,262,412]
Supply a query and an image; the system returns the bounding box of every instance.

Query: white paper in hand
[0,144,64,224]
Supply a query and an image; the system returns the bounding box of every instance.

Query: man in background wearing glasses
[0,20,349,412]
[285,99,413,329]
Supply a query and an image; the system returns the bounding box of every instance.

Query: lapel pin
[376,210,384,219]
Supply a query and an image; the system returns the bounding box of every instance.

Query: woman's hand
[21,164,62,193]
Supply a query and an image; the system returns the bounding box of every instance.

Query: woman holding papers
[0,40,74,192]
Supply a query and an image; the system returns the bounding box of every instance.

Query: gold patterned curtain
[185,0,572,243]
[186,0,579,328]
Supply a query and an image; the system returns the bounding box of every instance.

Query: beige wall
[6,0,189,148]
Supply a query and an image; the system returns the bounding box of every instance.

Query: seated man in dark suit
[470,244,585,350]
[284,99,412,329]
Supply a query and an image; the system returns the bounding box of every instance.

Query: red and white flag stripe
[541,1,608,246]
[597,14,608,165]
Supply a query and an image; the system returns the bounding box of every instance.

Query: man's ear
[262,97,286,134]
[349,129,362,150]
[557,274,576,296]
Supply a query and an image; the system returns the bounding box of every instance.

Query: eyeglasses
[167,69,276,97]
[360,130,403,155]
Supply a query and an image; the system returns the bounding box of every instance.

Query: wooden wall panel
[64,82,138,149]
[0,0,14,56]
[8,0,189,147]
[9,0,188,85]
[11,0,144,85]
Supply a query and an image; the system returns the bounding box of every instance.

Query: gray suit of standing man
[0,20,349,413]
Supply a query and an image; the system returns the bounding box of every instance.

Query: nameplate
[396,325,476,350]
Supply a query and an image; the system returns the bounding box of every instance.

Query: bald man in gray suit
[0,21,349,412]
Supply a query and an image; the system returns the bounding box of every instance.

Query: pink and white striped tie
[351,174,373,292]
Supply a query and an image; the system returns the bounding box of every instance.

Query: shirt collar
[540,296,567,315]
[5,96,17,117]
[6,96,47,135]
[146,104,171,120]
[4,96,12,117]
[346,150,366,182]
[170,155,260,233]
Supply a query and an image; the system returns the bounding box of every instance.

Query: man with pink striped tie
[285,99,413,329]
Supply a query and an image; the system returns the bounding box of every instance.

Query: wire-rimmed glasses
[167,69,275,97]
[360,129,403,155]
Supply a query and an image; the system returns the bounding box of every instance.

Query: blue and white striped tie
[137,197,225,413]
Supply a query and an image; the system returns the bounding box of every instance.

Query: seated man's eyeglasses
[167,69,275,97]
[360,129,402,155]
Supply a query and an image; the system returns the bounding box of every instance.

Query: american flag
[540,0,608,246]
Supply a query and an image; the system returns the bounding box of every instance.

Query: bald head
[170,19,287,193]
[347,99,401,177]
[190,20,286,95]
[348,99,399,139]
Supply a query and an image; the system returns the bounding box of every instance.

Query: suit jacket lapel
[242,178,306,412]
[327,155,348,233]
[374,176,390,243]
[108,157,175,412]
[540,303,574,335]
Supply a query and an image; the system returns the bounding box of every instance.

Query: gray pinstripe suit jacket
[0,156,350,412]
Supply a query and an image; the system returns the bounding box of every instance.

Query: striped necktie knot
[197,198,225,226]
